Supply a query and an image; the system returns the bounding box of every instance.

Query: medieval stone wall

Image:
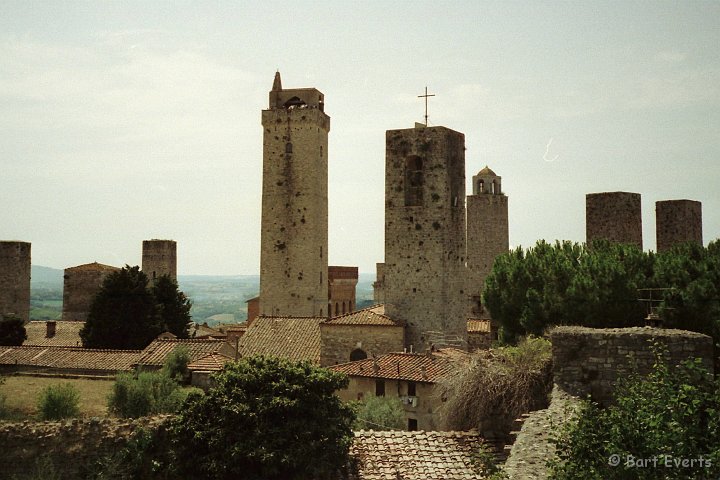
[328,266,358,316]
[372,262,385,304]
[259,80,329,318]
[62,264,119,321]
[384,126,467,351]
[655,199,703,252]
[551,326,713,405]
[0,241,31,323]
[319,324,404,366]
[586,192,642,248]
[141,239,177,283]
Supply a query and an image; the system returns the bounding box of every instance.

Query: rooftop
[0,346,140,373]
[476,165,497,177]
[323,305,404,327]
[350,430,486,480]
[467,319,491,334]
[24,321,83,347]
[187,352,234,372]
[65,262,120,272]
[137,338,236,367]
[238,316,324,364]
[330,350,466,384]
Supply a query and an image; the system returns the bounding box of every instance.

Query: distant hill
[31,265,64,286]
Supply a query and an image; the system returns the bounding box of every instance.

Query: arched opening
[404,156,423,206]
[283,96,306,109]
[479,179,484,193]
[492,180,497,194]
[342,301,346,314]
[285,142,293,154]
[335,303,339,316]
[350,348,368,361]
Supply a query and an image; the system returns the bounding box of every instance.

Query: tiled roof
[24,321,83,347]
[137,338,236,367]
[324,305,404,327]
[187,352,234,371]
[350,430,486,480]
[65,262,120,272]
[467,319,491,333]
[330,350,466,384]
[238,316,323,364]
[0,346,139,372]
[190,323,224,338]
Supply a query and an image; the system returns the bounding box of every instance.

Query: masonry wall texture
[62,262,120,321]
[384,125,467,351]
[586,192,642,248]
[141,239,177,283]
[0,416,170,478]
[328,266,358,316]
[372,262,385,304]
[466,167,508,319]
[655,199,703,252]
[320,324,404,366]
[551,326,713,405]
[0,241,31,323]
[259,73,329,318]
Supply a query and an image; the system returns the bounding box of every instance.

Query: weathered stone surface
[655,199,703,252]
[0,241,31,323]
[586,192,642,248]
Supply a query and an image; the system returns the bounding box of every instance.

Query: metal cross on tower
[418,86,435,126]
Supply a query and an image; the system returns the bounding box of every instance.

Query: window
[375,379,385,397]
[407,382,416,396]
[479,179,485,193]
[408,418,418,431]
[404,156,423,206]
[350,348,367,361]
[285,142,293,154]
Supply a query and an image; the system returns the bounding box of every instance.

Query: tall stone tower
[142,240,177,283]
[259,72,329,317]
[384,125,467,351]
[62,262,120,321]
[586,192,642,248]
[328,266,358,316]
[466,166,509,318]
[656,199,703,252]
[0,241,31,323]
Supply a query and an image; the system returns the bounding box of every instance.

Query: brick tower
[586,192,642,248]
[466,166,509,318]
[384,124,467,351]
[259,72,329,317]
[142,239,177,284]
[0,241,31,323]
[656,199,703,252]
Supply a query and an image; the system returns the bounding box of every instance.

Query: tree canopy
[151,275,192,339]
[170,356,355,480]
[0,314,26,346]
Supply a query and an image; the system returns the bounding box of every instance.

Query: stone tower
[384,125,467,351]
[586,192,642,248]
[466,166,509,318]
[62,262,120,321]
[259,72,329,317]
[142,240,177,283]
[656,199,703,252]
[0,241,31,323]
[328,266,359,317]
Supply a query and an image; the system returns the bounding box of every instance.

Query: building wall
[384,126,467,351]
[259,75,329,318]
[142,239,177,283]
[0,241,31,323]
[62,266,119,321]
[585,192,642,248]
[328,266,358,316]
[246,297,259,323]
[319,324,404,366]
[336,377,442,431]
[655,199,703,252]
[372,262,385,304]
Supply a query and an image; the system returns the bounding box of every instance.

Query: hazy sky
[1,1,718,275]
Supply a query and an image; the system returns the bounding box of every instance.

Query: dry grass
[0,375,114,419]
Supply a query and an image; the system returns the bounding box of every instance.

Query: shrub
[108,371,192,418]
[37,383,80,420]
[353,395,405,430]
[161,346,191,382]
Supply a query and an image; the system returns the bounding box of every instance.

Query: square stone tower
[259,72,329,317]
[0,241,31,323]
[142,239,177,284]
[466,166,509,318]
[62,262,120,321]
[586,192,643,249]
[384,125,467,351]
[656,199,703,252]
[328,266,358,317]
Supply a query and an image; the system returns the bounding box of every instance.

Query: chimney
[46,321,57,338]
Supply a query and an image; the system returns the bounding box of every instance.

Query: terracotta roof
[350,430,486,480]
[330,350,466,384]
[324,305,404,327]
[65,262,120,272]
[238,316,323,363]
[0,346,139,372]
[24,321,83,347]
[467,319,491,333]
[190,323,224,338]
[187,352,234,372]
[137,338,236,367]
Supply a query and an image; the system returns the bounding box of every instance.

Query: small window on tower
[285,142,293,154]
[479,179,485,193]
[404,156,423,206]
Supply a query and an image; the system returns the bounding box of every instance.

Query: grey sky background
[1,1,718,275]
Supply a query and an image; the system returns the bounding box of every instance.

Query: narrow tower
[586,192,642,248]
[384,124,467,351]
[259,72,329,317]
[0,241,31,323]
[656,199,703,252]
[142,240,177,283]
[466,166,509,318]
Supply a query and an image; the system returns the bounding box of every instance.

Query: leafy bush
[85,427,174,480]
[0,314,27,346]
[161,346,191,382]
[353,395,405,430]
[549,347,720,479]
[108,371,193,418]
[37,383,80,420]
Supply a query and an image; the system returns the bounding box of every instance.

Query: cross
[418,86,435,126]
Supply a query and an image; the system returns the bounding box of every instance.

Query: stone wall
[328,266,358,316]
[551,326,713,405]
[142,239,177,283]
[320,324,404,366]
[372,262,385,304]
[586,191,642,248]
[655,199,703,252]
[384,125,467,352]
[0,241,31,323]
[62,263,119,321]
[0,416,170,478]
